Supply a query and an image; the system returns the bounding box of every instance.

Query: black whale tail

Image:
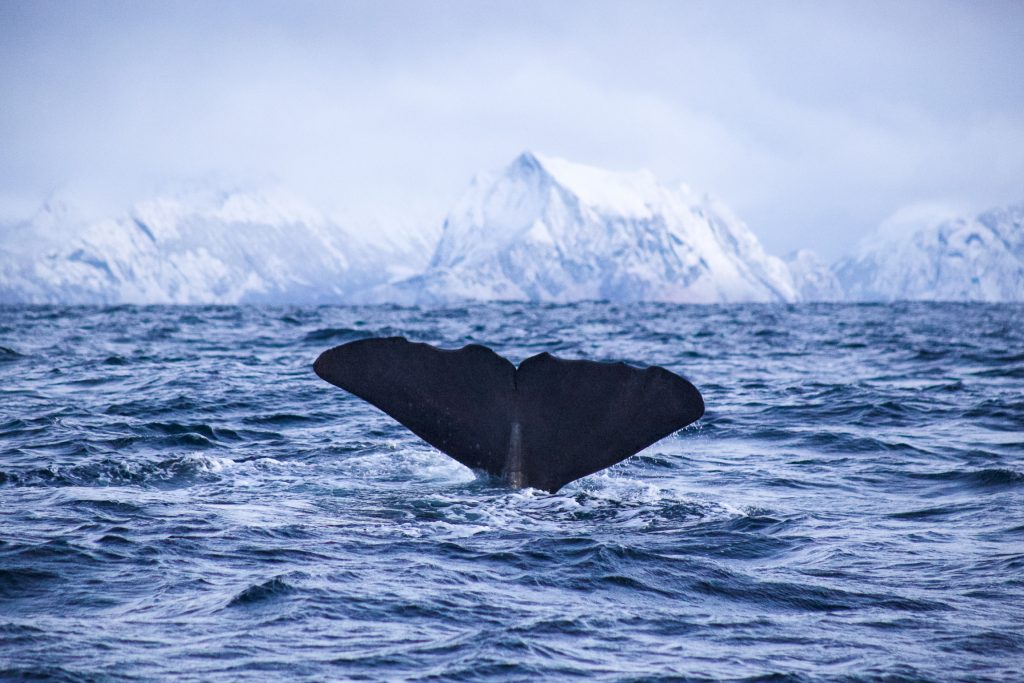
[314,337,704,493]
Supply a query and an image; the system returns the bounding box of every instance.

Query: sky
[1,0,1022,259]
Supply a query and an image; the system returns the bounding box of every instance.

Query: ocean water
[1,302,1022,681]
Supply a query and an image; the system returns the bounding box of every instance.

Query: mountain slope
[785,249,844,301]
[0,188,412,304]
[376,152,797,304]
[835,203,1024,302]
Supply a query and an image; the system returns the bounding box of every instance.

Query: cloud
[1,0,1022,259]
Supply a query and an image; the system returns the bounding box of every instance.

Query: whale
[314,337,704,493]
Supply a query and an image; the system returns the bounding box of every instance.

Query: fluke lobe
[314,337,704,493]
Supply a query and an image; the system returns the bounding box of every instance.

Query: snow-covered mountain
[835,203,1024,302]
[785,249,844,301]
[8,154,1018,306]
[0,188,423,304]
[373,152,797,304]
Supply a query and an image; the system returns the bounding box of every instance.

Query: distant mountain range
[0,188,429,304]
[1,153,1021,303]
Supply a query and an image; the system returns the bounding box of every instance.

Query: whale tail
[314,337,704,493]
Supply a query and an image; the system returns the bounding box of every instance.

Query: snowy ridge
[835,203,1024,301]
[373,152,797,304]
[4,153,1021,304]
[0,187,421,304]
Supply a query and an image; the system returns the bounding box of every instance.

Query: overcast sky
[1,0,1022,258]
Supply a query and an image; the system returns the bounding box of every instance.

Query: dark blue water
[1,303,1022,681]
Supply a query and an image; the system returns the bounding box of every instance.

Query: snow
[5,152,1020,305]
[373,152,798,304]
[785,249,844,302]
[532,152,663,217]
[0,187,424,304]
[835,203,1024,302]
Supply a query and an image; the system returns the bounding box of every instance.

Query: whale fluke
[314,337,704,493]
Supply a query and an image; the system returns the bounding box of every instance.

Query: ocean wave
[1,302,1022,681]
[302,327,372,343]
[0,453,236,488]
[909,467,1024,490]
[227,576,298,607]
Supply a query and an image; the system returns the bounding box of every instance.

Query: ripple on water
[0,453,237,488]
[0,302,1021,681]
[301,327,372,343]
[0,345,24,361]
[228,576,299,607]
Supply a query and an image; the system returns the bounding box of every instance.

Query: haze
[1,0,1022,259]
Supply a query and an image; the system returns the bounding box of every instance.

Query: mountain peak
[503,153,667,218]
[510,150,543,171]
[392,153,797,304]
